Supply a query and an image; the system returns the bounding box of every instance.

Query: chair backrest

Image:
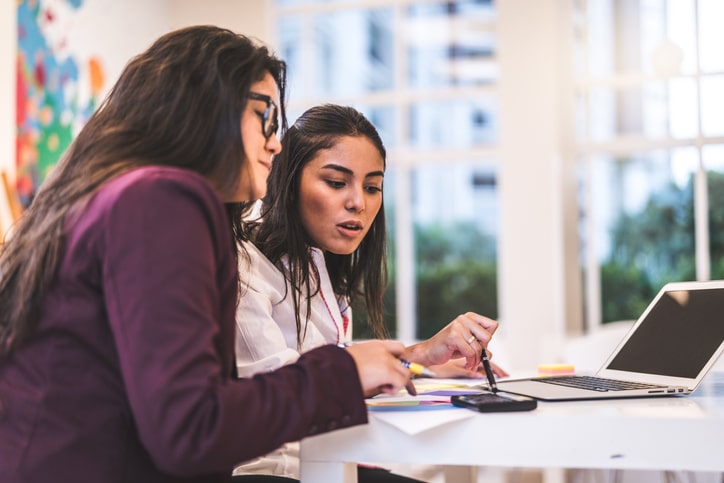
[0,170,23,242]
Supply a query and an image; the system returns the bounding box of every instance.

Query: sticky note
[537,363,575,376]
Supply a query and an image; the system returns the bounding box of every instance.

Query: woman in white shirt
[231,104,505,482]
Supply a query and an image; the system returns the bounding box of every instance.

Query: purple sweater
[0,167,367,482]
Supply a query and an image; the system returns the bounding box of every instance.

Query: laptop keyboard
[537,375,664,392]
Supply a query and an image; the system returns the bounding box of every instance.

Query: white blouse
[233,240,352,479]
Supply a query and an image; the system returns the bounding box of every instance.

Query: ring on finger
[466,335,477,345]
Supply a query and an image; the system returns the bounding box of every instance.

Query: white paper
[370,407,475,435]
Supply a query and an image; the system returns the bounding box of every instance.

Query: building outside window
[575,0,724,329]
[272,0,724,361]
[274,0,500,341]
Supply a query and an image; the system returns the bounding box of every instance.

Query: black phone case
[451,392,538,412]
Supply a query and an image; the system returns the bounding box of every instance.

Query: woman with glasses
[231,104,506,482]
[0,26,413,483]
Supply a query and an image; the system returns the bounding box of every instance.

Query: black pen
[481,347,497,393]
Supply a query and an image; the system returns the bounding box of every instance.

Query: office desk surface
[300,373,724,482]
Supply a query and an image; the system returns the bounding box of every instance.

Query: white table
[300,373,724,482]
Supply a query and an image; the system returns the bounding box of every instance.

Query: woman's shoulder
[239,240,286,284]
[75,166,226,241]
[105,166,216,200]
[89,166,222,217]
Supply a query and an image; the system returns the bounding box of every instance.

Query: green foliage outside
[413,222,497,339]
[599,170,724,323]
[415,259,497,339]
[352,220,497,341]
[354,170,724,338]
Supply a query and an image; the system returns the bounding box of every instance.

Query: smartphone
[451,392,537,412]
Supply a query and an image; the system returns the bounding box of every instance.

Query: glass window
[274,1,500,340]
[409,98,497,148]
[406,0,497,88]
[703,145,724,280]
[312,8,394,97]
[698,0,724,73]
[412,163,498,339]
[576,0,723,329]
[668,77,698,139]
[355,105,397,148]
[700,75,724,137]
[277,15,305,99]
[586,0,693,78]
[590,151,696,323]
[665,0,697,75]
[353,167,399,339]
[586,82,699,142]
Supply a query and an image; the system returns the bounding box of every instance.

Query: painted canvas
[16,0,105,207]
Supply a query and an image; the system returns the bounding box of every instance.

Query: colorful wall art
[16,0,105,206]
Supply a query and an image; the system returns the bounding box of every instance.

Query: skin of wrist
[401,341,432,367]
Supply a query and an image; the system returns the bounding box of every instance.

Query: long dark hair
[240,104,389,347]
[0,25,287,357]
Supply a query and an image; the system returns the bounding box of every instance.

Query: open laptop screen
[605,287,724,379]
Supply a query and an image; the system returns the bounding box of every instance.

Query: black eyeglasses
[248,92,279,140]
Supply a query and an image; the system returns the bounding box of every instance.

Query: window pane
[384,168,398,338]
[703,144,724,171]
[409,98,497,148]
[587,82,696,142]
[355,105,397,148]
[593,151,695,323]
[698,0,724,72]
[285,106,305,127]
[584,0,692,78]
[585,0,616,78]
[703,145,724,280]
[665,0,697,75]
[312,8,394,97]
[273,1,501,342]
[412,163,498,339]
[354,167,399,339]
[668,77,698,139]
[277,15,305,98]
[407,0,497,88]
[588,85,661,141]
[700,75,724,137]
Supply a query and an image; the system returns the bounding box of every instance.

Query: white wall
[0,0,275,236]
[170,0,273,44]
[0,0,17,230]
[0,0,173,236]
[1,0,16,175]
[66,0,173,94]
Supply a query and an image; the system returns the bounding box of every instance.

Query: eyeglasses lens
[264,104,279,139]
[249,92,279,140]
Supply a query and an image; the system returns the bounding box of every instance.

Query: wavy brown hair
[238,105,389,348]
[0,25,287,357]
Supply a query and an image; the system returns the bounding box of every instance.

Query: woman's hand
[403,312,500,371]
[345,340,414,397]
[429,357,510,379]
[428,358,484,378]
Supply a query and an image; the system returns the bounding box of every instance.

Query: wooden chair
[0,170,23,241]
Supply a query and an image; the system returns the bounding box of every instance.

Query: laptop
[495,280,724,401]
